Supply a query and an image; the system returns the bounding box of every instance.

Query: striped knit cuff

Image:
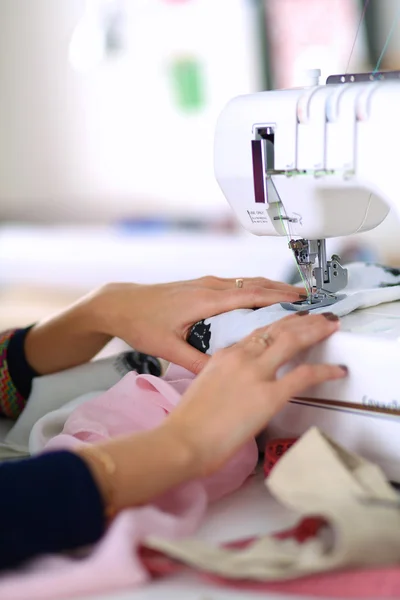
[0,329,27,419]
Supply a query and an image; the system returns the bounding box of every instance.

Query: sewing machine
[214,71,400,481]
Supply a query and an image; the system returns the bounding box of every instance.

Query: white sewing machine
[214,70,400,482]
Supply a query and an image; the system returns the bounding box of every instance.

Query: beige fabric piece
[145,427,400,581]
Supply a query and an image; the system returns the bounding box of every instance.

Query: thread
[345,0,370,74]
[277,201,312,295]
[373,3,400,74]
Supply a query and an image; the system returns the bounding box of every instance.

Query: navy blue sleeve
[0,451,105,570]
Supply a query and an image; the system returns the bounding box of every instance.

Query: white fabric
[3,353,134,455]
[0,420,19,460]
[28,392,103,455]
[197,263,400,354]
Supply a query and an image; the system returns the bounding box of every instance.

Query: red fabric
[263,438,298,477]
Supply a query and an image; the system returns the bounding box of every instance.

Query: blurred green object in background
[170,56,205,111]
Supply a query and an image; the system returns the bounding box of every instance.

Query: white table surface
[72,473,336,600]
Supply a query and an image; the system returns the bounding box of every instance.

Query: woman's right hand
[165,311,347,478]
[77,312,347,514]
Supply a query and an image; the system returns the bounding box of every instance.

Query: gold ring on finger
[251,333,272,347]
[235,278,244,289]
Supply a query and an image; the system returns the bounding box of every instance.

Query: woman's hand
[24,276,303,376]
[77,312,347,512]
[164,311,346,477]
[93,277,305,373]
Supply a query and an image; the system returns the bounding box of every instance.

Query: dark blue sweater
[0,450,105,569]
[0,327,105,569]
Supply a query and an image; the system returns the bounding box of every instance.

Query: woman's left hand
[93,276,305,373]
[25,276,304,376]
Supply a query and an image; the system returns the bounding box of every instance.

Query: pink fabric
[3,364,398,599]
[0,365,258,600]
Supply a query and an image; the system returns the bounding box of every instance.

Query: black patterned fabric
[187,320,211,354]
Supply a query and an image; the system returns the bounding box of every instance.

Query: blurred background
[1,0,400,329]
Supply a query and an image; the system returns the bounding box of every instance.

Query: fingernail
[339,364,349,374]
[322,312,339,322]
[299,294,308,300]
[296,310,310,316]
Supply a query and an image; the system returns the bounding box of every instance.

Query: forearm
[0,428,194,569]
[0,308,110,419]
[24,290,112,375]
[77,425,195,513]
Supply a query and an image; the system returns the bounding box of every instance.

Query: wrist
[113,426,197,507]
[77,425,198,516]
[87,283,134,339]
[152,423,198,483]
[80,286,112,335]
[24,292,112,375]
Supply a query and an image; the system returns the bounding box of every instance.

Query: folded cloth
[0,364,257,600]
[188,263,400,354]
[28,393,101,455]
[4,351,161,456]
[141,523,400,599]
[145,427,400,582]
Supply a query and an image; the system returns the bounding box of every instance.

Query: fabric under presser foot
[280,293,346,312]
[187,262,400,355]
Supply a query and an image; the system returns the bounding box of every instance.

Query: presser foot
[281,293,346,312]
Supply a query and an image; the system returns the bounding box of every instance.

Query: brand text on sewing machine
[361,395,400,410]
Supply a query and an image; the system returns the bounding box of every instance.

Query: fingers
[206,287,305,315]
[237,332,271,359]
[276,363,348,401]
[251,278,306,295]
[197,276,305,295]
[163,339,210,375]
[258,313,340,374]
[235,312,308,359]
